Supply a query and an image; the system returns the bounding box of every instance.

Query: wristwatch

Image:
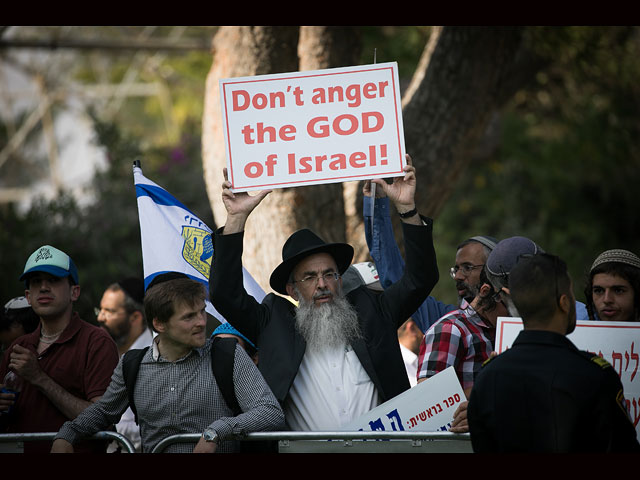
[203,428,219,443]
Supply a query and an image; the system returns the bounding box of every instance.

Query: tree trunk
[402,26,544,219]
[202,26,362,292]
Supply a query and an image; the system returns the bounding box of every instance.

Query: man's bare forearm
[31,373,98,420]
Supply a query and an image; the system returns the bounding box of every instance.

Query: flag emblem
[181,226,213,278]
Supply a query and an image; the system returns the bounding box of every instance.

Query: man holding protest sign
[210,155,440,431]
[467,253,640,452]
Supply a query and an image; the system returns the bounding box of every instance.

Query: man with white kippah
[584,249,640,322]
[0,245,119,453]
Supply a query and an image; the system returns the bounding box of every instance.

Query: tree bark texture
[202,26,545,293]
[402,26,540,219]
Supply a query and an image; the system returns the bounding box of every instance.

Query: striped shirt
[416,304,495,392]
[55,337,285,453]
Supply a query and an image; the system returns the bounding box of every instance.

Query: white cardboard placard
[342,366,466,432]
[219,62,406,192]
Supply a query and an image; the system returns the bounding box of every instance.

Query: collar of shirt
[151,335,207,362]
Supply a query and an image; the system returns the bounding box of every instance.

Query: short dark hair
[509,253,571,326]
[144,277,207,333]
[584,262,640,321]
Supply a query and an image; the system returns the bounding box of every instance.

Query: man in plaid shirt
[417,268,508,398]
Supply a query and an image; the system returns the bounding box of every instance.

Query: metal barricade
[0,431,136,453]
[151,431,472,453]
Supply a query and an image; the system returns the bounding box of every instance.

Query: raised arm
[220,168,271,235]
[364,155,453,332]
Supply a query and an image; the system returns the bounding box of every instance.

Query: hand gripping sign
[219,62,407,192]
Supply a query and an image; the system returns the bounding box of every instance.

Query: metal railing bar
[0,431,136,453]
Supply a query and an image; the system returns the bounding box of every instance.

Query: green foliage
[0,111,213,323]
[359,26,431,76]
[430,26,640,306]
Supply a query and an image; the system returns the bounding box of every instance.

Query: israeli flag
[133,163,265,320]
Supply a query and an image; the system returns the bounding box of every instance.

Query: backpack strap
[211,336,241,415]
[122,346,150,425]
[121,339,241,425]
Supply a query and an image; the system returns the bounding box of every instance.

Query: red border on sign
[221,65,405,190]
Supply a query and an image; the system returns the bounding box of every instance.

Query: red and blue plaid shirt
[416,303,495,392]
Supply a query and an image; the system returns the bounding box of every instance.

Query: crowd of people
[1,157,638,453]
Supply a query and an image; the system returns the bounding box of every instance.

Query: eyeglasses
[292,272,341,287]
[449,263,484,279]
[94,307,125,319]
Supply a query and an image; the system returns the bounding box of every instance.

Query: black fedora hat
[269,229,354,295]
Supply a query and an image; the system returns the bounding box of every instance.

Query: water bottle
[1,371,22,416]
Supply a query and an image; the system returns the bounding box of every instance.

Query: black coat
[467,329,640,453]
[210,219,439,405]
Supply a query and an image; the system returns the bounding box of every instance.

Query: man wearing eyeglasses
[95,278,153,452]
[96,278,153,358]
[210,156,439,431]
[363,179,497,333]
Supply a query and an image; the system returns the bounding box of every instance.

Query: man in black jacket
[210,155,439,431]
[468,252,640,452]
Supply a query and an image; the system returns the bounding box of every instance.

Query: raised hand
[371,154,417,219]
[362,179,387,199]
[221,168,272,234]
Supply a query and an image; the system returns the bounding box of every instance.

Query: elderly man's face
[286,253,342,305]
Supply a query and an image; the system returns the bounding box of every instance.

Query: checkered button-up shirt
[55,338,285,453]
[416,304,495,392]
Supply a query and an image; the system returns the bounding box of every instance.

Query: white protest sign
[219,62,406,192]
[341,366,466,432]
[496,317,640,439]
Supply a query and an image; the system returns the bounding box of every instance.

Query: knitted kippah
[590,249,640,272]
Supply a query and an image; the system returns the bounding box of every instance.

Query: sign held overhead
[219,62,406,192]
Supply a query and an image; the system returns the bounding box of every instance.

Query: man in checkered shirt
[51,274,285,453]
[416,267,509,398]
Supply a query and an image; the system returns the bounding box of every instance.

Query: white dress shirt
[400,343,418,387]
[284,343,381,431]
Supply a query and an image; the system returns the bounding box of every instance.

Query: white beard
[294,286,362,353]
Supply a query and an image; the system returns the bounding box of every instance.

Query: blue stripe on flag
[135,183,194,214]
[144,270,210,292]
